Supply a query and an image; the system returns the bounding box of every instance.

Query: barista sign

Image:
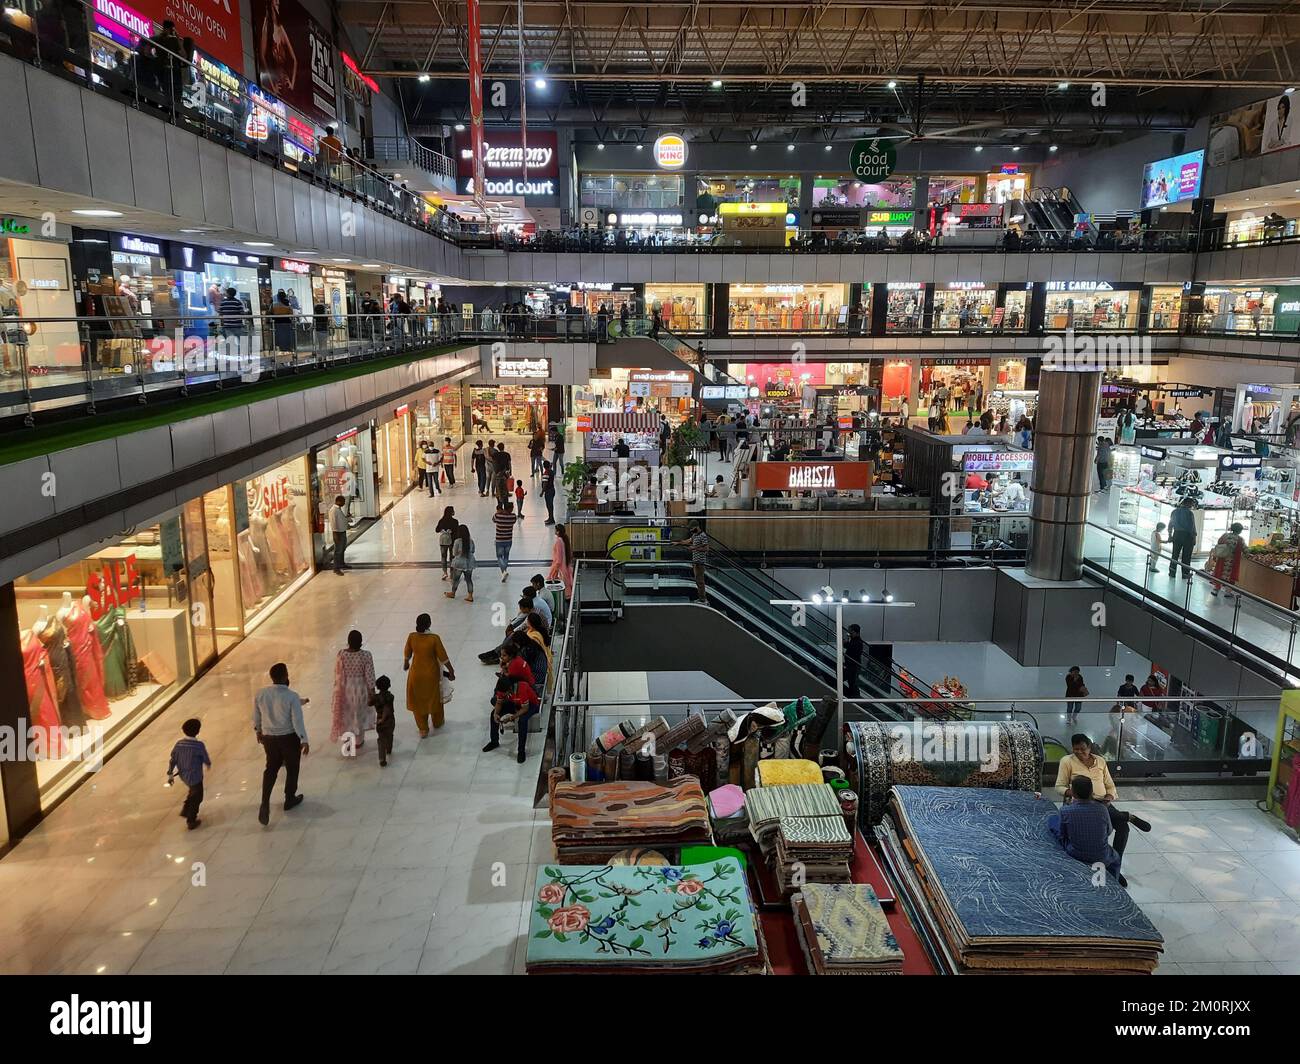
[752,462,873,491]
[850,138,897,180]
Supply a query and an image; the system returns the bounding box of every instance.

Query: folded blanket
[755,759,824,788]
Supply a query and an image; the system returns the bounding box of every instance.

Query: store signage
[867,209,914,225]
[700,385,749,400]
[455,130,558,177]
[630,370,691,384]
[1280,301,1300,314]
[849,137,897,180]
[278,258,312,274]
[764,383,796,400]
[886,281,924,291]
[340,51,379,94]
[576,413,593,432]
[718,202,787,216]
[1163,387,1207,398]
[335,427,360,441]
[999,164,1020,174]
[606,211,683,227]
[961,451,1034,472]
[753,462,873,491]
[926,357,990,367]
[211,251,240,265]
[195,51,240,94]
[1218,454,1263,472]
[496,357,551,379]
[1140,149,1204,209]
[114,235,161,256]
[834,385,878,397]
[1140,445,1167,460]
[132,0,243,71]
[93,0,151,47]
[0,217,31,235]
[85,553,140,620]
[1046,280,1114,292]
[287,116,317,155]
[810,209,862,228]
[393,403,409,418]
[944,281,988,290]
[956,203,1004,219]
[653,133,688,170]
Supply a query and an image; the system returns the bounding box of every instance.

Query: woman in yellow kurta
[403,612,454,736]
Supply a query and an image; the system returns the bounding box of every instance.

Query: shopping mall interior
[0,0,1298,1007]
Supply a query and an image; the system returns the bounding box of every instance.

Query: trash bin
[544,579,567,621]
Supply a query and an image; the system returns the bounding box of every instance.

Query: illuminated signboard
[960,450,1035,472]
[340,51,380,94]
[718,201,788,216]
[1046,280,1114,292]
[495,357,551,379]
[700,385,750,400]
[606,211,683,227]
[279,258,312,274]
[867,210,915,225]
[1218,454,1263,472]
[886,281,925,291]
[1140,149,1204,209]
[944,281,988,290]
[114,234,162,256]
[752,462,873,491]
[93,0,151,48]
[653,133,688,169]
[0,218,31,235]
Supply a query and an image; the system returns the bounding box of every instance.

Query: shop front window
[1202,288,1278,333]
[16,520,196,803]
[884,283,925,333]
[1002,289,1029,332]
[728,283,848,331]
[932,284,996,332]
[645,283,706,331]
[926,175,980,207]
[377,411,416,510]
[1149,286,1184,331]
[469,385,548,436]
[237,458,312,624]
[922,360,991,413]
[1044,285,1136,330]
[812,177,912,209]
[579,174,684,211]
[985,171,1030,204]
[2,234,79,380]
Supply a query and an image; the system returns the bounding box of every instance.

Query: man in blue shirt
[253,662,310,826]
[1049,776,1126,888]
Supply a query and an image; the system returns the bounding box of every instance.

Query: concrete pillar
[1026,367,1102,580]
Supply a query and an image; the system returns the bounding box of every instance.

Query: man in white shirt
[253,662,310,825]
[328,495,349,574]
[425,443,442,496]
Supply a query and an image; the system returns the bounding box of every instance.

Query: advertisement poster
[1207,92,1298,165]
[1139,150,1204,209]
[453,129,559,202]
[129,0,243,71]
[252,0,337,124]
[467,0,485,204]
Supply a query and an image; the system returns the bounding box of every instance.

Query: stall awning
[591,411,661,433]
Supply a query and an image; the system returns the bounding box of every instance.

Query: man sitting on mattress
[1048,776,1127,888]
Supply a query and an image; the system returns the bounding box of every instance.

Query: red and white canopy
[591,411,661,433]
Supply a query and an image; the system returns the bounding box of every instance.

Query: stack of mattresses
[745,783,843,852]
[791,884,904,975]
[842,720,1044,830]
[526,857,766,974]
[773,815,854,894]
[875,786,1163,974]
[550,779,713,863]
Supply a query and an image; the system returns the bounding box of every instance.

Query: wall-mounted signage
[252,0,337,123]
[0,217,31,235]
[1163,387,1208,398]
[340,51,379,95]
[1140,445,1167,460]
[495,357,551,379]
[653,133,688,170]
[576,413,593,432]
[455,130,559,199]
[926,357,990,367]
[629,369,691,384]
[18,258,70,290]
[113,234,162,256]
[130,0,242,70]
[334,427,360,442]
[1218,454,1263,472]
[1140,149,1204,209]
[999,164,1020,175]
[168,244,267,271]
[93,0,151,49]
[1046,280,1114,292]
[278,258,312,274]
[393,404,409,418]
[606,211,684,228]
[959,450,1035,472]
[943,281,988,291]
[810,208,862,228]
[629,368,692,398]
[849,137,897,180]
[886,281,924,291]
[700,385,750,401]
[867,209,915,226]
[718,201,787,216]
[763,383,796,400]
[955,203,1004,219]
[752,462,873,492]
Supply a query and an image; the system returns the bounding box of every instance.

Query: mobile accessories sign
[850,137,897,180]
[495,357,551,379]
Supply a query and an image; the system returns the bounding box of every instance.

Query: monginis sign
[653,133,688,169]
[752,462,873,491]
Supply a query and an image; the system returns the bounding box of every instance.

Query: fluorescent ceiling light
[72,209,122,217]
[244,241,273,247]
[454,122,465,131]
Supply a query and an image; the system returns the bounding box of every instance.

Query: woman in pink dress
[329,629,377,748]
[548,523,574,597]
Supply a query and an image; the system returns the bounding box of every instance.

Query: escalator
[602,531,961,723]
[655,329,747,414]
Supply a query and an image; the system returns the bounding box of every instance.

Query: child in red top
[513,477,526,518]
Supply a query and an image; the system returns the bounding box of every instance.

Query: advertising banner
[467,0,485,204]
[1140,150,1204,209]
[128,0,243,70]
[1207,92,1299,166]
[454,129,559,202]
[252,0,338,124]
[752,462,873,491]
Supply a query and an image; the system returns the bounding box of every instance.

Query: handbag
[439,529,454,547]
[439,670,454,703]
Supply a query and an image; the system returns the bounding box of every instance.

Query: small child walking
[513,476,526,519]
[370,675,396,767]
[167,718,211,830]
[1148,521,1166,573]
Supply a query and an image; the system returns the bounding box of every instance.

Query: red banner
[467,0,485,204]
[751,462,873,492]
[132,0,243,71]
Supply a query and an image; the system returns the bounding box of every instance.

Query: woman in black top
[435,506,458,580]
[539,461,557,525]
[471,440,488,496]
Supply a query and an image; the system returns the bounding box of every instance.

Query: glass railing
[0,310,489,422]
[1082,520,1300,683]
[0,0,462,243]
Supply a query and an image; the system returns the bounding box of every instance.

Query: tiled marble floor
[0,434,1294,975]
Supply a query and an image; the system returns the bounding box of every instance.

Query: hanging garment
[236,530,265,604]
[64,607,111,719]
[22,633,65,758]
[1284,753,1300,830]
[39,618,85,727]
[97,608,138,698]
[329,647,377,743]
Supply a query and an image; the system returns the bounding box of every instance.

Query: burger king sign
[653,133,688,170]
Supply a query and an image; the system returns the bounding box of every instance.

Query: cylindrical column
[1026,367,1102,580]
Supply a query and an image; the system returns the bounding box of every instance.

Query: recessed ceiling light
[711,79,722,88]
[1012,146,1021,152]
[974,145,983,152]
[534,77,547,89]
[360,263,382,268]
[635,144,643,150]
[1287,87,1296,95]
[454,122,465,131]
[1049,144,1058,152]
[597,143,605,150]
[787,143,795,151]
[179,228,206,233]
[824,144,833,151]
[749,143,758,151]
[886,80,897,89]
[72,209,123,217]
[244,241,273,247]
[418,73,430,83]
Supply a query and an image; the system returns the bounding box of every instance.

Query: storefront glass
[236,458,312,625]
[1002,288,1030,332]
[580,173,685,210]
[2,231,78,378]
[985,170,1030,203]
[416,386,465,444]
[377,410,416,511]
[645,283,706,331]
[992,359,1028,391]
[728,283,848,331]
[312,430,377,566]
[921,359,991,411]
[469,385,547,436]
[1226,213,1298,245]
[812,177,912,208]
[926,175,980,207]
[697,176,800,213]
[16,520,196,803]
[111,235,177,323]
[884,282,925,333]
[1202,286,1278,332]
[1148,285,1184,331]
[932,283,997,332]
[1044,283,1137,330]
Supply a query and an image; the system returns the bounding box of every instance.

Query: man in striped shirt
[218,287,247,336]
[493,498,516,581]
[167,718,211,830]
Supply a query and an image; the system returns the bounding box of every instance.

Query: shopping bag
[440,671,455,704]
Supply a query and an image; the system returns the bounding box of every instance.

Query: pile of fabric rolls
[791,883,904,975]
[875,785,1164,974]
[549,778,714,863]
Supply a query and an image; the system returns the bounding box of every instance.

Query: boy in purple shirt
[167,718,211,830]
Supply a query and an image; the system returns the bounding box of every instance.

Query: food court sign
[850,138,897,180]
